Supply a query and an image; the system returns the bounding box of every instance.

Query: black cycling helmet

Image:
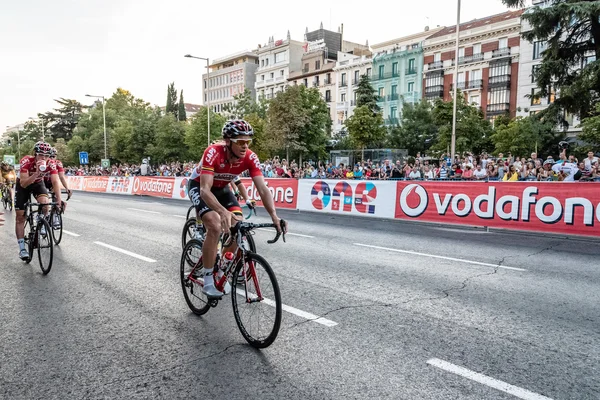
[34,141,52,155]
[222,120,254,139]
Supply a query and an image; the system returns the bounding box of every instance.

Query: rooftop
[427,9,525,39]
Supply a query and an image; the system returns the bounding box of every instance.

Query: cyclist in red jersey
[44,147,71,227]
[197,119,287,298]
[14,141,63,260]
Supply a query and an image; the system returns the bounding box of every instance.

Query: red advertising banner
[240,178,298,209]
[66,176,83,191]
[82,176,109,193]
[395,181,600,237]
[132,177,175,198]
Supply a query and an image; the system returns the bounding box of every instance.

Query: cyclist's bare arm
[251,174,286,233]
[19,170,39,188]
[51,174,63,207]
[235,180,250,202]
[58,172,70,192]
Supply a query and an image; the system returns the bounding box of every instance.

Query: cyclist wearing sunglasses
[196,119,288,298]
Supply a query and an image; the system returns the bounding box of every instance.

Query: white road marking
[256,228,314,238]
[62,230,80,237]
[235,288,337,327]
[353,243,526,272]
[427,358,553,400]
[70,199,82,203]
[172,215,187,219]
[94,241,156,263]
[126,208,161,215]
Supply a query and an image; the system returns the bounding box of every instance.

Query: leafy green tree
[355,74,380,112]
[245,112,269,160]
[344,105,387,160]
[389,99,438,156]
[430,95,493,156]
[579,103,600,151]
[178,90,187,121]
[490,115,561,157]
[266,85,329,164]
[66,135,86,165]
[165,82,178,118]
[185,107,226,161]
[150,115,187,162]
[39,98,84,141]
[502,0,600,121]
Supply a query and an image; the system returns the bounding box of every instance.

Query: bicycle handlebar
[228,219,287,245]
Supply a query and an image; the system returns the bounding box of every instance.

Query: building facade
[333,53,372,134]
[371,28,444,125]
[201,50,259,115]
[254,32,305,101]
[422,10,524,121]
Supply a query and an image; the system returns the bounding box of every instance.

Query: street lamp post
[184,54,211,146]
[85,94,107,159]
[450,0,461,162]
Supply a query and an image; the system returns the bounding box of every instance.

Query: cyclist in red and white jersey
[44,147,71,195]
[14,141,63,260]
[193,120,287,298]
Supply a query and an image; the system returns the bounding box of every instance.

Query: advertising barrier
[395,181,600,237]
[68,176,600,238]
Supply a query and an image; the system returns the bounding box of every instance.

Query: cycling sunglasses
[230,138,253,146]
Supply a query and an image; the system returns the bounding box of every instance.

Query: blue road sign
[79,152,89,165]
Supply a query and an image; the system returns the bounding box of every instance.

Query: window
[531,88,541,105]
[281,70,284,76]
[341,93,346,102]
[471,69,482,81]
[270,72,274,79]
[392,62,398,75]
[275,51,286,63]
[303,78,308,87]
[499,37,508,49]
[489,61,510,77]
[408,58,415,72]
[379,65,384,78]
[304,63,309,72]
[470,94,480,106]
[315,76,320,86]
[261,74,265,81]
[458,48,465,58]
[434,52,441,62]
[548,85,555,104]
[354,70,359,82]
[326,73,331,83]
[261,59,264,67]
[390,107,398,118]
[533,41,547,59]
[407,82,414,92]
[378,87,385,97]
[391,85,398,95]
[583,55,596,68]
[531,65,540,83]
[425,72,443,87]
[325,90,331,102]
[366,67,372,76]
[457,72,465,83]
[315,60,321,70]
[265,58,269,66]
[473,43,481,54]
[341,73,347,85]
[489,87,510,105]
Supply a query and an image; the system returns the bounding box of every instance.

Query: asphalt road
[1,192,599,399]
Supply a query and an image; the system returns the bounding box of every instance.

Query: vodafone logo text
[132,177,174,198]
[82,177,109,193]
[240,178,298,209]
[395,182,600,237]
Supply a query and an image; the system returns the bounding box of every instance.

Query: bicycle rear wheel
[182,217,204,249]
[186,205,195,221]
[36,218,54,274]
[51,209,63,245]
[1,193,6,209]
[180,239,211,315]
[232,253,282,348]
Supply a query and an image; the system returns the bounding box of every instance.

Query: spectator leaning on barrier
[473,164,488,180]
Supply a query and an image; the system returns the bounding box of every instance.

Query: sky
[0,0,524,133]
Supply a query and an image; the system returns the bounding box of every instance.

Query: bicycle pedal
[209,299,219,307]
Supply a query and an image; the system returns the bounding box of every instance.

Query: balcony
[425,84,444,98]
[275,76,285,82]
[376,95,385,102]
[387,93,399,101]
[325,97,332,103]
[352,79,360,85]
[488,74,511,88]
[266,78,274,84]
[350,100,356,106]
[313,81,320,87]
[255,80,265,88]
[492,47,511,58]
[402,91,418,103]
[386,117,400,125]
[467,79,483,89]
[324,78,332,85]
[428,61,443,70]
[486,103,510,115]
[458,53,484,65]
[450,81,467,91]
[339,81,348,87]
[405,68,417,76]
[371,71,394,81]
[337,101,348,109]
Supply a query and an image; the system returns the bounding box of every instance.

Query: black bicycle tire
[182,217,204,249]
[243,232,257,253]
[180,239,211,315]
[186,205,195,221]
[51,209,63,245]
[231,252,282,349]
[37,218,53,275]
[23,217,33,264]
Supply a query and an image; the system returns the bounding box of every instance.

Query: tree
[389,100,438,156]
[502,0,600,121]
[165,82,178,118]
[244,112,269,160]
[579,103,600,151]
[150,115,187,162]
[39,98,84,141]
[430,94,493,156]
[178,90,187,121]
[266,85,329,164]
[185,107,226,161]
[355,74,380,112]
[344,105,387,160]
[490,115,561,157]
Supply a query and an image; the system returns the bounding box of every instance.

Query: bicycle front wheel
[186,205,195,221]
[182,218,204,250]
[37,218,54,275]
[180,239,211,315]
[51,209,63,245]
[232,253,282,348]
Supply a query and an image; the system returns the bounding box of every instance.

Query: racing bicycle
[22,201,59,274]
[48,190,71,245]
[180,220,286,348]
[1,182,14,211]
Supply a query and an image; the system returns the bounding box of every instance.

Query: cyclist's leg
[187,179,202,221]
[14,181,31,257]
[219,189,243,255]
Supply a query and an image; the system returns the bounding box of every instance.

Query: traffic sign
[3,154,16,166]
[101,158,110,168]
[79,152,89,165]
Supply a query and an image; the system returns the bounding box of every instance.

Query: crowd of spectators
[64,150,599,182]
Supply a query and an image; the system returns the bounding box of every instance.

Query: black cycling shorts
[15,179,49,211]
[188,179,242,218]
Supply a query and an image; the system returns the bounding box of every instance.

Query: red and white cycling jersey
[43,159,64,182]
[199,144,262,189]
[19,155,58,183]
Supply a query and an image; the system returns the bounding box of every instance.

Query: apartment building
[333,53,372,134]
[254,32,305,101]
[422,9,524,121]
[371,27,444,125]
[201,50,259,115]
